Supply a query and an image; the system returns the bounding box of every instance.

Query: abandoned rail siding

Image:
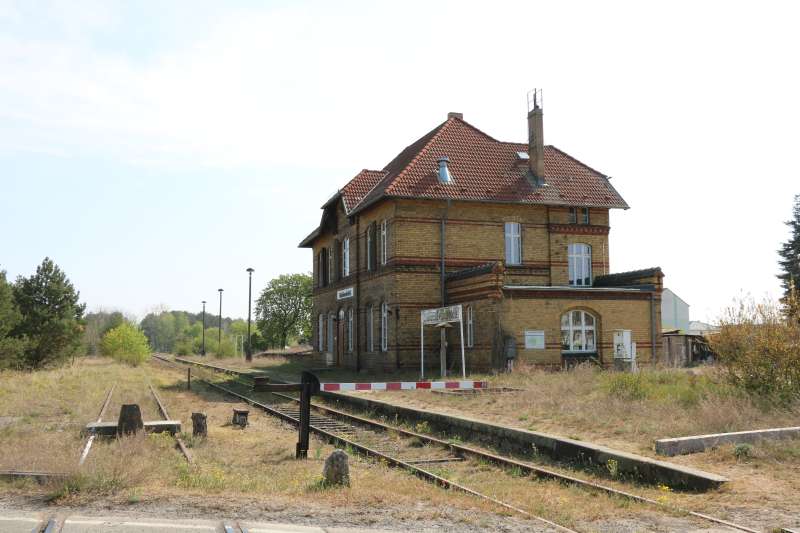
[161,355,769,533]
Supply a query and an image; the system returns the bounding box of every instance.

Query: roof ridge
[449,116,501,143]
[546,144,608,179]
[385,117,458,195]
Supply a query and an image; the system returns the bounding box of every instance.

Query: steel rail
[148,383,192,463]
[198,376,576,533]
[78,385,115,466]
[161,354,760,533]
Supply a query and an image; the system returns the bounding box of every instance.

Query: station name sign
[421,304,462,325]
[336,287,354,300]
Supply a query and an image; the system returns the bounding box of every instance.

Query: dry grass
[6,357,796,530]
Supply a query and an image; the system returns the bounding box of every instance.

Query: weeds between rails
[151,354,577,533]
[158,354,764,533]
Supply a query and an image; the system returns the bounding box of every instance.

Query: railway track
[153,354,766,533]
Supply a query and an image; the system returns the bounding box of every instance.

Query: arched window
[367,305,374,352]
[318,314,324,351]
[466,305,474,348]
[561,310,596,352]
[568,243,592,286]
[380,302,388,352]
[347,308,353,352]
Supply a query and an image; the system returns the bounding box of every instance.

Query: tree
[12,258,85,369]
[101,323,150,366]
[778,194,800,321]
[82,311,125,355]
[255,273,312,349]
[0,271,27,368]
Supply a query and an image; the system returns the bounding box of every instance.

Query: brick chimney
[527,89,545,181]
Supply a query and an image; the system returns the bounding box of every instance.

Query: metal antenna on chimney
[526,89,543,112]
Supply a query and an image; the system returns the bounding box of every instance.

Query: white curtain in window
[367,306,374,352]
[380,220,387,265]
[466,305,474,348]
[342,238,350,277]
[561,310,596,352]
[504,222,521,265]
[380,302,388,352]
[568,243,592,286]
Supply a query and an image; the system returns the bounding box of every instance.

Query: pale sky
[1,0,798,322]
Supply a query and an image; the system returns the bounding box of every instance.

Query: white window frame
[581,207,590,225]
[561,310,596,353]
[366,227,373,271]
[367,305,374,352]
[347,308,353,352]
[504,222,521,265]
[342,237,350,277]
[380,301,388,352]
[328,247,334,283]
[380,220,387,265]
[568,243,592,286]
[466,305,474,348]
[318,314,324,351]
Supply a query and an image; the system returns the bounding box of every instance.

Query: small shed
[660,332,714,367]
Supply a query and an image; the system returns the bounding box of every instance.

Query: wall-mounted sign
[336,287,354,300]
[524,330,545,350]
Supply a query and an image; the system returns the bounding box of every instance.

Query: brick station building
[300,95,663,373]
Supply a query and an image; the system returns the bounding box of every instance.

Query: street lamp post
[201,300,207,356]
[246,268,254,362]
[218,288,224,352]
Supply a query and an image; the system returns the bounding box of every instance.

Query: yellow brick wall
[499,294,657,366]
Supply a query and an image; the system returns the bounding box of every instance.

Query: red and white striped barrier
[320,380,488,392]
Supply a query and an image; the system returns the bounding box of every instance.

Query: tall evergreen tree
[0,270,27,368]
[12,258,86,368]
[778,194,800,320]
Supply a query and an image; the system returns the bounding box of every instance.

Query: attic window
[437,157,453,184]
[516,151,529,161]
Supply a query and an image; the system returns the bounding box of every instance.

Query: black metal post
[246,268,254,362]
[295,371,320,459]
[218,288,224,351]
[201,300,206,356]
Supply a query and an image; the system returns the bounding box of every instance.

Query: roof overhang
[298,226,321,248]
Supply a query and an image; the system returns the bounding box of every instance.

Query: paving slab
[61,516,217,532]
[0,514,43,533]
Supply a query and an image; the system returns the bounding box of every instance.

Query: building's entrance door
[336,309,345,366]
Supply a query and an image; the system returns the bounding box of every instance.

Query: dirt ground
[188,354,800,532]
[1,357,798,532]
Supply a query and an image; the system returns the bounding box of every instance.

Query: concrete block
[655,426,800,456]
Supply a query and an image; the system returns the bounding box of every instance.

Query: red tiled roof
[340,169,387,213]
[339,116,627,215]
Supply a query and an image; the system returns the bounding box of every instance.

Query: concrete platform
[655,426,800,456]
[323,391,728,490]
[0,513,406,533]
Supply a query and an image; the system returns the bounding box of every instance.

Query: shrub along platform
[321,391,728,491]
[655,426,800,456]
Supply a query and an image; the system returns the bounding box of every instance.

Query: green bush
[101,323,150,366]
[710,296,800,403]
[733,443,754,460]
[604,369,718,406]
